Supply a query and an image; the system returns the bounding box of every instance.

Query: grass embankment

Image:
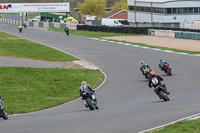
[149,119,200,133]
[0,31,77,61]
[0,31,103,114]
[49,28,200,55]
[48,28,143,38]
[0,67,102,114]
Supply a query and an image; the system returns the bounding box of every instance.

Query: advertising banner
[0,3,70,13]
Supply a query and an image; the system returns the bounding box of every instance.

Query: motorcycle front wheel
[159,91,169,101]
[85,98,95,110]
[2,109,8,120]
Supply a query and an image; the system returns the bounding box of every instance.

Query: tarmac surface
[0,23,200,133]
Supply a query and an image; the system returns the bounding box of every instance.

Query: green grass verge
[0,31,78,61]
[48,28,144,38]
[150,119,200,133]
[108,40,200,55]
[0,31,18,38]
[0,67,103,114]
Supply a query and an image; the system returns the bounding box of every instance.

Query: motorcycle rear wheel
[166,69,172,76]
[159,91,169,101]
[2,109,8,120]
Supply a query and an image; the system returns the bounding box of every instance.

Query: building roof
[101,9,127,18]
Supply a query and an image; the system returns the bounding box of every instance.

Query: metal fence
[1,14,28,21]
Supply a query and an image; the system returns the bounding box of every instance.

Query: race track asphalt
[0,23,200,133]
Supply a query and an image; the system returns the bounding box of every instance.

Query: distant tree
[111,0,128,11]
[107,0,120,7]
[78,0,106,18]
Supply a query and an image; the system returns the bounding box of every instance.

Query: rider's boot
[83,100,88,108]
[162,84,170,94]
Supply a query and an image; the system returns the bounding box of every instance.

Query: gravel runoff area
[102,36,200,52]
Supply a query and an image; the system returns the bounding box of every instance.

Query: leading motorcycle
[0,96,8,120]
[82,91,99,110]
[161,63,172,76]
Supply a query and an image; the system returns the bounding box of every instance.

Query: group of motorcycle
[140,59,172,102]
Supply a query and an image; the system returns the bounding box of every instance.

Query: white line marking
[138,113,200,133]
[91,38,200,57]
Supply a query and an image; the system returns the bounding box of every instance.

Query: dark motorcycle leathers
[159,60,170,71]
[140,64,151,74]
[148,75,169,94]
[79,84,95,99]
[64,27,69,35]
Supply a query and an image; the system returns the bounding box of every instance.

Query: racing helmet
[150,71,155,76]
[81,81,86,85]
[140,61,144,64]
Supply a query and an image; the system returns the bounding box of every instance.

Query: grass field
[48,28,143,38]
[0,31,78,61]
[150,119,200,133]
[0,31,103,114]
[0,67,103,114]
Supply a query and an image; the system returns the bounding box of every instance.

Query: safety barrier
[1,17,200,38]
[0,18,77,30]
[149,29,175,38]
[148,29,200,40]
[174,31,200,40]
[77,25,150,34]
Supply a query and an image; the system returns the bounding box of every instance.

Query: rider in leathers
[140,61,151,73]
[140,61,151,78]
[148,72,170,95]
[79,81,98,109]
[159,59,170,71]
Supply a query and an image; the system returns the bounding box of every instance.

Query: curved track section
[0,23,200,133]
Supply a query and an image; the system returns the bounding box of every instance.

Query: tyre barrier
[149,29,200,41]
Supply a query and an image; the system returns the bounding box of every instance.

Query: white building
[128,0,200,27]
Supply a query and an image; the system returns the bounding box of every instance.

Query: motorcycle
[64,27,69,36]
[82,91,99,110]
[19,28,22,33]
[161,63,172,76]
[0,97,8,120]
[142,67,152,79]
[23,23,27,28]
[154,85,170,101]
